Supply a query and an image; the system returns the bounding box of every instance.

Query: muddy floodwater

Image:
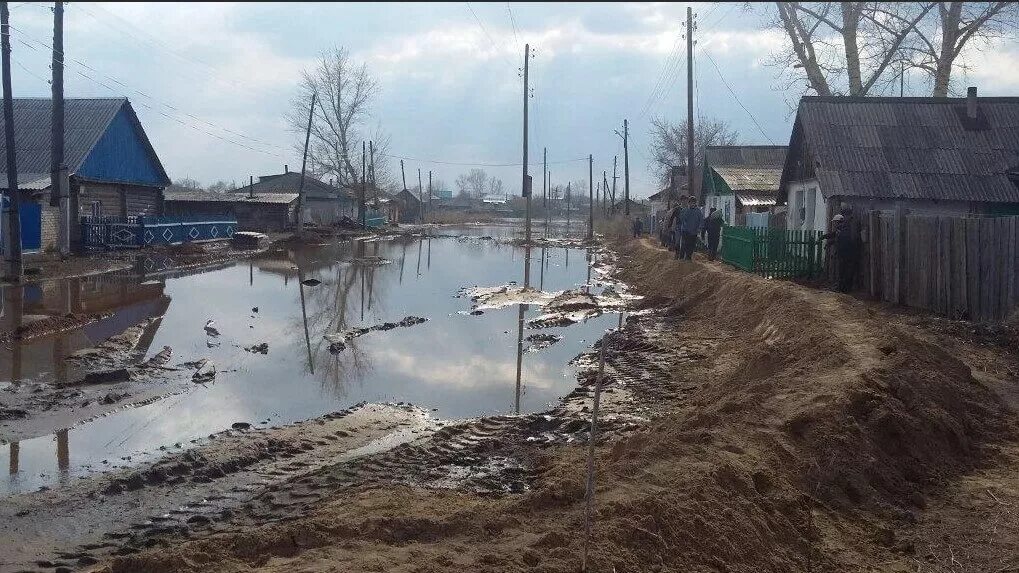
[1,223,619,495]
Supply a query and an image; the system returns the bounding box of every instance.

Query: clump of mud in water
[325,316,428,353]
[525,333,562,352]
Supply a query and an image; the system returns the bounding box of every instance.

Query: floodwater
[0,222,619,494]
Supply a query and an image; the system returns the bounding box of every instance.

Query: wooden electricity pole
[602,171,609,215]
[623,119,630,215]
[611,155,618,212]
[428,170,432,215]
[521,43,532,287]
[686,6,695,203]
[417,167,423,223]
[50,0,68,256]
[296,92,316,232]
[1,1,22,281]
[542,146,547,209]
[360,141,367,228]
[400,159,407,191]
[587,154,593,240]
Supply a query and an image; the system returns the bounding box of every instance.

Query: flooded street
[1,223,619,496]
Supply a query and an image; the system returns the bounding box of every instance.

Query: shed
[164,190,298,232]
[702,145,787,226]
[230,170,355,226]
[778,90,1019,232]
[0,97,170,252]
[394,188,422,222]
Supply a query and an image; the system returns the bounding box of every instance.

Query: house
[702,145,787,227]
[0,98,170,253]
[164,190,298,232]
[229,170,355,226]
[368,192,400,225]
[613,198,650,216]
[778,89,1019,233]
[394,188,422,222]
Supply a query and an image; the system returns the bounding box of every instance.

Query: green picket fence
[720,226,825,278]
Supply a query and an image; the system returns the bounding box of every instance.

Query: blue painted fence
[81,214,236,250]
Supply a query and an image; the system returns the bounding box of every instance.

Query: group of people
[652,196,724,261]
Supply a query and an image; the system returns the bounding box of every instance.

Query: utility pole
[602,171,609,215]
[623,119,630,215]
[566,182,571,228]
[296,92,316,233]
[50,0,68,256]
[417,167,423,223]
[400,159,407,191]
[587,154,593,240]
[248,175,254,199]
[368,140,377,206]
[611,155,618,213]
[2,1,23,281]
[521,43,531,287]
[428,170,432,216]
[542,146,547,209]
[360,141,366,228]
[686,6,695,204]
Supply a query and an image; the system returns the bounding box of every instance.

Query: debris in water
[251,307,259,313]
[325,316,428,352]
[204,320,220,337]
[524,333,563,352]
[301,278,322,286]
[244,343,269,354]
[144,346,173,368]
[231,422,251,430]
[192,360,217,383]
[79,368,131,385]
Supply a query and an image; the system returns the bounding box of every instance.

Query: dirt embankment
[87,234,1018,573]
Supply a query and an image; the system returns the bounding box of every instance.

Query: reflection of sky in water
[1,224,616,494]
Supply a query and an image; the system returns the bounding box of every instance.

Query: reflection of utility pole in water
[56,428,69,485]
[399,240,407,284]
[249,261,253,286]
[586,248,592,289]
[8,442,18,476]
[10,285,23,383]
[427,237,431,270]
[296,266,315,375]
[415,237,422,277]
[513,302,526,414]
[359,262,365,322]
[539,245,546,291]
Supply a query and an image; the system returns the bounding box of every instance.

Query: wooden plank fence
[864,211,1019,322]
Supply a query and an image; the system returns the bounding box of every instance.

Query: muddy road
[0,222,633,572]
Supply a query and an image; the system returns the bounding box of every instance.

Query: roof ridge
[802,95,1019,104]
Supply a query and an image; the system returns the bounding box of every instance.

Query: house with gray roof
[164,190,298,232]
[0,97,170,252]
[778,89,1019,233]
[702,145,787,226]
[228,169,356,226]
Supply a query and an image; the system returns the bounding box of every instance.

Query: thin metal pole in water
[581,332,608,572]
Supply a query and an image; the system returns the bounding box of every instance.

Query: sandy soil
[10,229,1019,573]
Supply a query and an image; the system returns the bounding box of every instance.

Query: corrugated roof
[166,190,298,204]
[787,95,1019,203]
[704,145,788,167]
[712,166,783,192]
[735,191,777,206]
[0,98,169,187]
[229,171,353,201]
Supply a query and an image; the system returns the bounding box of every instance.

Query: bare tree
[171,177,203,191]
[486,177,505,198]
[647,117,739,187]
[455,168,488,198]
[206,180,236,193]
[288,47,392,189]
[769,2,1018,98]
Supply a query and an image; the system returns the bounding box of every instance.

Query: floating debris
[325,316,428,353]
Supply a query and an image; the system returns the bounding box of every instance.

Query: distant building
[0,97,170,253]
[702,145,787,226]
[164,190,298,232]
[394,188,422,222]
[433,187,454,199]
[779,89,1019,233]
[229,170,355,226]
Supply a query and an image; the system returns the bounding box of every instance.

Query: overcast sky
[6,2,1019,198]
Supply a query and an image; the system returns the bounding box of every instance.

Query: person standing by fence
[631,216,643,238]
[702,207,723,261]
[677,196,703,261]
[825,213,857,293]
[665,203,681,252]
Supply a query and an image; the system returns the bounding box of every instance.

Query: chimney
[248,175,254,199]
[284,164,289,173]
[967,86,978,119]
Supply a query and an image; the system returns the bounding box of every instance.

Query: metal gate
[0,196,42,252]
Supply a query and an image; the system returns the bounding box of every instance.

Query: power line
[7,25,288,157]
[465,2,514,68]
[380,152,585,168]
[636,30,685,119]
[703,51,775,143]
[506,2,520,47]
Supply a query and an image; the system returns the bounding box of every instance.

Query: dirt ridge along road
[67,233,1019,572]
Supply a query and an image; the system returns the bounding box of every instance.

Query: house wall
[164,201,295,232]
[705,194,737,225]
[78,183,161,218]
[302,197,354,226]
[785,179,828,232]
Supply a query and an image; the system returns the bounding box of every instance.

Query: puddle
[0,222,621,494]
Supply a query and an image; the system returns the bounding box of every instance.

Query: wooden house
[778,89,1019,233]
[229,170,355,226]
[0,98,170,253]
[164,190,298,232]
[702,145,787,226]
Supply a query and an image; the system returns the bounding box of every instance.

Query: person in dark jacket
[665,203,682,251]
[701,207,724,261]
[676,196,704,260]
[631,216,644,238]
[825,214,857,293]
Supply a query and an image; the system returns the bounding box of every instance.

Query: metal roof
[735,191,777,207]
[166,190,298,204]
[783,95,1019,203]
[228,171,353,201]
[712,166,783,192]
[704,145,788,167]
[0,98,170,188]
